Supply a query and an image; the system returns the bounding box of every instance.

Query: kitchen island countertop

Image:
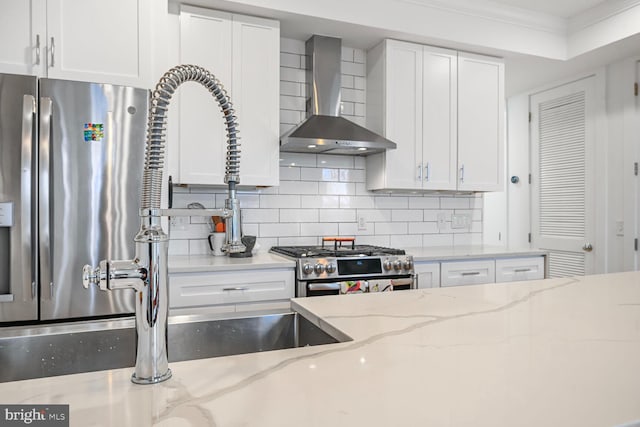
[2,271,640,426]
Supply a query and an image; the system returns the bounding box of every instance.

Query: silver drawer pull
[461,271,480,276]
[514,268,531,273]
[222,287,248,291]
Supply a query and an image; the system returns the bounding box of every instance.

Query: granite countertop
[2,271,640,426]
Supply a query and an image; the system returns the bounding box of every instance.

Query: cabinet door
[422,46,457,191]
[232,15,280,187]
[46,0,150,87]
[0,0,45,76]
[178,6,232,185]
[440,259,495,287]
[495,256,545,283]
[457,53,504,192]
[383,40,423,190]
[415,262,440,288]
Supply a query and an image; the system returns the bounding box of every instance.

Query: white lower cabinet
[495,257,545,283]
[415,262,440,288]
[169,268,294,312]
[440,259,496,287]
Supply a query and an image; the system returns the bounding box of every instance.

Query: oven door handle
[307,283,342,292]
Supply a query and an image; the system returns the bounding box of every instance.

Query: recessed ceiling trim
[569,0,640,31]
[397,0,567,34]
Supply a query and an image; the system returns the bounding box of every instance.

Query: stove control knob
[393,260,402,271]
[302,263,313,275]
[314,263,325,275]
[383,260,393,271]
[403,259,413,270]
[325,263,336,274]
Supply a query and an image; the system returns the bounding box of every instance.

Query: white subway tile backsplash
[238,194,260,209]
[279,180,318,195]
[339,169,365,183]
[357,235,391,247]
[353,49,366,64]
[280,81,302,97]
[392,210,423,222]
[279,152,317,168]
[340,102,355,115]
[242,209,279,223]
[280,67,306,83]
[189,239,210,256]
[375,196,408,209]
[260,223,300,237]
[280,209,319,223]
[441,197,470,209]
[390,234,422,248]
[280,37,305,54]
[341,61,365,76]
[242,223,259,236]
[409,222,439,234]
[341,88,365,103]
[375,222,408,235]
[301,195,340,209]
[300,222,338,236]
[301,168,339,182]
[279,166,301,181]
[278,236,318,246]
[260,195,301,209]
[354,76,366,90]
[354,157,365,170]
[281,52,302,68]
[280,109,302,125]
[341,46,355,62]
[319,182,355,196]
[280,95,305,111]
[172,193,215,208]
[409,197,440,209]
[168,239,189,256]
[354,103,365,117]
[316,154,354,168]
[280,123,295,135]
[348,116,366,126]
[357,209,392,222]
[339,196,375,209]
[319,209,356,222]
[341,75,355,89]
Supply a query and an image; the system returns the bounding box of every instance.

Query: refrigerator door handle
[21,94,36,301]
[39,97,54,300]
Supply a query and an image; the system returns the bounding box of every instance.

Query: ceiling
[490,0,609,18]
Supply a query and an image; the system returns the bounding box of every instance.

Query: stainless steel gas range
[270,239,415,297]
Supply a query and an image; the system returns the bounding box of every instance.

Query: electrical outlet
[616,220,624,236]
[451,213,471,229]
[358,216,367,231]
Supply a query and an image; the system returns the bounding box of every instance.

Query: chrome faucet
[82,65,244,384]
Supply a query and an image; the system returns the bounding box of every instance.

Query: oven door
[298,275,415,297]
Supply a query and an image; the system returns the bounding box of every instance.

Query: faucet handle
[83,263,108,291]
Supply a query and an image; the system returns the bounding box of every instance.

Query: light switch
[0,202,14,227]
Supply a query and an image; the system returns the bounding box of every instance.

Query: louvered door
[530,77,596,278]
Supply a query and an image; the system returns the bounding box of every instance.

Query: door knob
[582,243,593,252]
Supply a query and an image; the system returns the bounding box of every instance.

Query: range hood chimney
[279,35,396,156]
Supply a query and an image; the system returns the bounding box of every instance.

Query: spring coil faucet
[83,65,244,384]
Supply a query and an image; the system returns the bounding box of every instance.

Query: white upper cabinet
[366,39,504,192]
[457,53,505,192]
[177,6,280,187]
[0,0,151,88]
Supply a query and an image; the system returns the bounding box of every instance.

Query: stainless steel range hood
[279,35,396,156]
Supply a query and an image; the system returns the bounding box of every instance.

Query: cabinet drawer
[170,269,294,308]
[495,257,545,283]
[440,260,495,287]
[415,262,440,288]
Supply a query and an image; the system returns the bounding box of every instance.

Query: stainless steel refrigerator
[0,74,147,322]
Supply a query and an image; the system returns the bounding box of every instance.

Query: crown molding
[569,0,640,31]
[396,0,567,34]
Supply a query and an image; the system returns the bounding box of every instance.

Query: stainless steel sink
[0,312,347,383]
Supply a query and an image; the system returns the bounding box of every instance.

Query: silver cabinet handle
[308,283,341,291]
[222,287,248,291]
[460,164,465,183]
[50,37,55,67]
[582,243,593,252]
[514,268,531,273]
[424,162,430,182]
[39,97,53,300]
[461,271,480,276]
[35,34,41,65]
[417,164,422,181]
[21,94,36,301]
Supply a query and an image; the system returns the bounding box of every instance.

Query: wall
[168,38,483,255]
